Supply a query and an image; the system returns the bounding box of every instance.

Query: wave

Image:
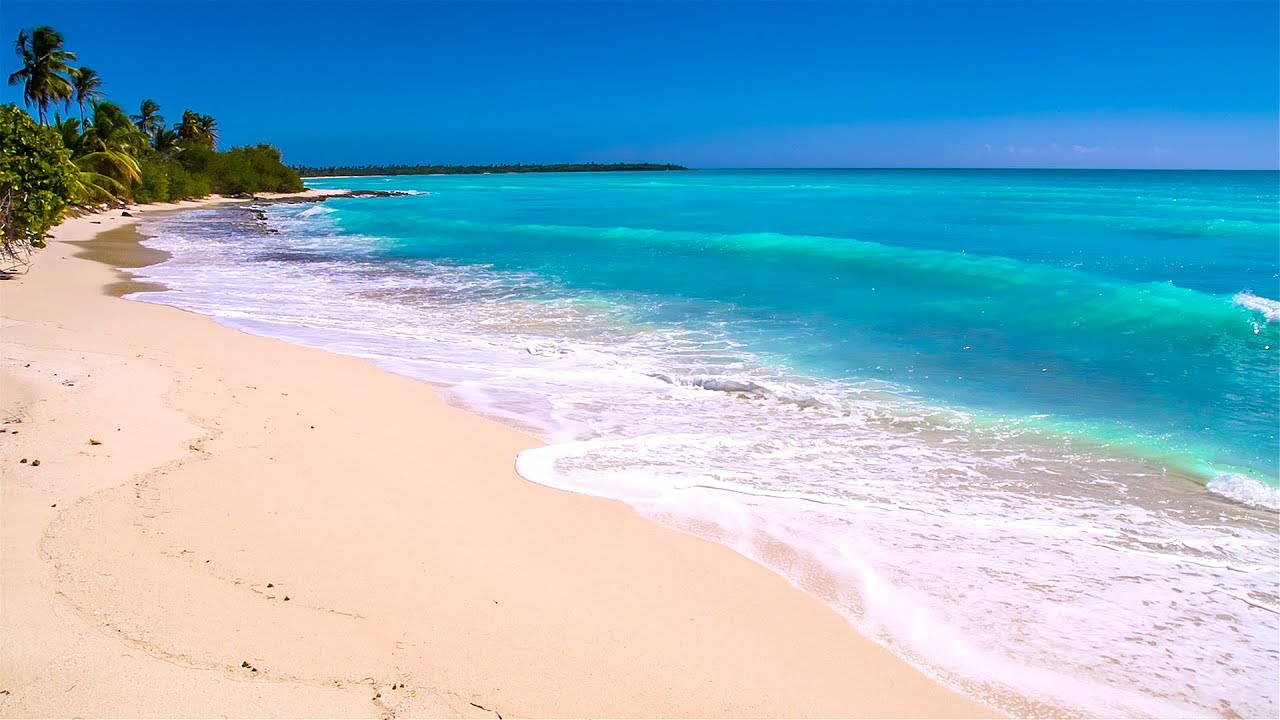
[343,213,1280,372]
[1208,472,1280,510]
[1009,210,1280,240]
[297,204,338,218]
[1234,292,1280,323]
[649,372,771,396]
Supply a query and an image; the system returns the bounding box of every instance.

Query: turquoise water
[134,170,1279,718]
[310,169,1279,484]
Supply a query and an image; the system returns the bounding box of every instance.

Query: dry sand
[0,196,996,718]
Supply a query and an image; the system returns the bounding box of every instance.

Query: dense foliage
[209,144,304,195]
[1,23,303,257]
[294,162,688,177]
[0,104,77,250]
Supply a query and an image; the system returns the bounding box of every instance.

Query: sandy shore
[0,196,995,718]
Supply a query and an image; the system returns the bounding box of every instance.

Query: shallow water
[133,170,1279,717]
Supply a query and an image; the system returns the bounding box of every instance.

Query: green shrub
[208,144,303,195]
[134,159,170,203]
[183,167,210,198]
[175,143,215,175]
[134,158,215,202]
[166,161,194,200]
[0,104,77,250]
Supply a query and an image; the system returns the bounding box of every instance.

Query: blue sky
[2,0,1276,168]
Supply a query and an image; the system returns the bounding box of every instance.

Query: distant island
[294,162,688,177]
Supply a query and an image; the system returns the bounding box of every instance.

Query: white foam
[297,204,337,218]
[1208,472,1280,510]
[1234,291,1280,323]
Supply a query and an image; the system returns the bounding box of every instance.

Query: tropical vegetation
[295,162,688,177]
[0,104,76,253]
[1,24,302,261]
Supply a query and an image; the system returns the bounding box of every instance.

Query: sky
[2,0,1277,169]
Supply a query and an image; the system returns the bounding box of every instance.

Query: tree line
[1,25,302,257]
[294,162,688,177]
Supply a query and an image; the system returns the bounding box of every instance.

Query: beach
[0,198,994,717]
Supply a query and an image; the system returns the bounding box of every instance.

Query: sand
[0,196,996,718]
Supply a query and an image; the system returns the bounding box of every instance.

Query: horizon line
[297,165,1279,173]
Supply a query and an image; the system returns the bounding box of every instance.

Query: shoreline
[0,198,996,716]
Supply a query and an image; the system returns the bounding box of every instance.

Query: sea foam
[1234,291,1280,323]
[1208,472,1280,510]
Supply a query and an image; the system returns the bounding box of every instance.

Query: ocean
[131,169,1278,717]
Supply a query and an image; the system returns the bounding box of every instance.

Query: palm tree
[68,66,104,125]
[132,98,164,140]
[48,112,119,205]
[177,109,200,143]
[178,109,219,149]
[151,126,181,157]
[75,101,143,196]
[51,113,82,152]
[7,26,77,124]
[198,113,219,149]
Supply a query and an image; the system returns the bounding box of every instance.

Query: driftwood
[0,188,32,273]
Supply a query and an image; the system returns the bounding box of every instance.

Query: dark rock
[30,459,39,467]
[121,211,133,217]
[256,190,413,207]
